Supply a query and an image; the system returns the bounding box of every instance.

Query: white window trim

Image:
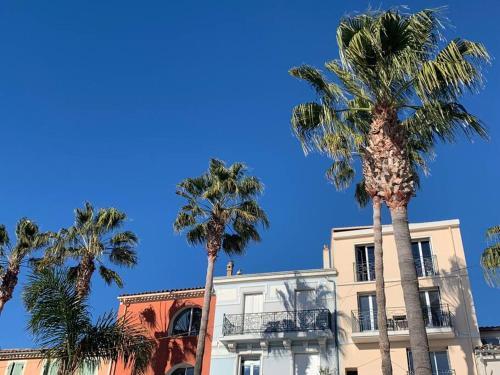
[5,360,27,375]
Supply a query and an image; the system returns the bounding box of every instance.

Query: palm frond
[98,265,124,288]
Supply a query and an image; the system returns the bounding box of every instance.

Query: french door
[358,294,377,331]
[419,290,442,327]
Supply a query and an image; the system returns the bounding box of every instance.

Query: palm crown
[174,159,269,256]
[23,268,154,375]
[481,225,500,287]
[43,202,138,297]
[290,8,489,199]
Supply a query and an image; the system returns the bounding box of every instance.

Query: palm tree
[23,267,154,375]
[481,225,500,287]
[174,159,269,375]
[289,8,489,375]
[42,202,138,298]
[0,218,50,316]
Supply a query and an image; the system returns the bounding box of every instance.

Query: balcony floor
[351,326,454,344]
[220,329,333,348]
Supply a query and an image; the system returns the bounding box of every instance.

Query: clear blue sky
[0,0,498,348]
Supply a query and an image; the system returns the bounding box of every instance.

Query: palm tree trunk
[193,251,216,375]
[0,265,20,317]
[390,206,431,375]
[76,256,95,299]
[373,197,392,375]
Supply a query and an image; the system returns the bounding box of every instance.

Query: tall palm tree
[174,159,269,375]
[23,268,154,375]
[289,8,489,375]
[0,218,50,316]
[481,225,500,287]
[41,202,138,298]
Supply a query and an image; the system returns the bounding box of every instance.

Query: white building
[209,266,338,375]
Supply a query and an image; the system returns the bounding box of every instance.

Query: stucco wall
[210,269,338,374]
[330,220,481,375]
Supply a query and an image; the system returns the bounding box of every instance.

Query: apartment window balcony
[415,255,438,277]
[354,261,376,282]
[351,305,454,343]
[222,309,331,336]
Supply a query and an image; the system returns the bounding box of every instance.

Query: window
[407,350,451,374]
[482,336,500,345]
[355,245,375,281]
[357,294,377,331]
[411,239,436,277]
[419,290,445,327]
[6,362,24,375]
[345,370,358,375]
[171,367,194,375]
[171,307,201,336]
[240,358,260,375]
[42,360,59,375]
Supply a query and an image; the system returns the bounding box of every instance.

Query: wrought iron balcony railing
[354,261,376,282]
[408,371,455,375]
[352,304,452,333]
[222,309,331,336]
[415,255,438,277]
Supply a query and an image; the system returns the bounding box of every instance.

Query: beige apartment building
[324,219,481,375]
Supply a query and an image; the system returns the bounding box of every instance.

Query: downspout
[330,278,340,375]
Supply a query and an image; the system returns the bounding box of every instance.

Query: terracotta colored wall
[113,295,215,375]
[0,358,110,375]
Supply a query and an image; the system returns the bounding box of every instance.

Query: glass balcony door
[240,358,261,375]
[412,240,434,277]
[358,294,377,331]
[355,245,375,281]
[420,290,442,327]
[408,350,451,374]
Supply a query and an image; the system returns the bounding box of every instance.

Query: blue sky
[0,0,498,347]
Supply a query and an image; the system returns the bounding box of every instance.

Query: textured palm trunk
[390,206,431,375]
[76,255,95,299]
[373,197,393,375]
[364,104,432,375]
[193,250,216,375]
[0,264,20,316]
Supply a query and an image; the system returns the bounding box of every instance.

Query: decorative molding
[118,290,205,304]
[0,350,45,360]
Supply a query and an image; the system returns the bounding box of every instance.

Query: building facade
[209,268,338,375]
[114,287,215,375]
[326,219,481,375]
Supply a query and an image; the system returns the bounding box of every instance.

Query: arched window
[171,307,201,336]
[170,366,194,375]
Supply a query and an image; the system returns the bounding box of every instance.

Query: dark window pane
[420,241,432,258]
[172,308,202,336]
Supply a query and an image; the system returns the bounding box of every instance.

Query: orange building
[113,287,215,375]
[0,287,215,375]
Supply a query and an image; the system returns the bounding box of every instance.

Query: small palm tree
[289,8,489,375]
[42,202,138,298]
[0,218,50,316]
[174,159,269,375]
[23,268,154,375]
[481,225,500,287]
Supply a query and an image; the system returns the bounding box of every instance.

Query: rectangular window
[243,293,263,314]
[419,289,447,328]
[42,360,59,375]
[6,362,24,375]
[407,350,451,374]
[411,239,436,277]
[294,353,320,375]
[345,370,358,375]
[355,245,375,281]
[357,294,377,331]
[240,357,261,375]
[295,289,315,310]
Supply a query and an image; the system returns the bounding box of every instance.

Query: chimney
[226,260,234,277]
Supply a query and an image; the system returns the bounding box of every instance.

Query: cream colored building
[324,219,481,375]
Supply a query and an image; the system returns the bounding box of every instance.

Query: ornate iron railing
[352,304,452,333]
[415,255,438,277]
[222,309,331,336]
[353,261,376,282]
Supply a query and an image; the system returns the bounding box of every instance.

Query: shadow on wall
[134,299,201,375]
[437,256,478,374]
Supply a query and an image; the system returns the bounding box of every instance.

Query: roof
[480,326,500,332]
[118,286,205,304]
[0,349,45,360]
[332,219,460,239]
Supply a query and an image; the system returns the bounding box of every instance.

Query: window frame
[411,238,436,277]
[238,355,262,375]
[354,244,375,282]
[169,307,202,337]
[357,293,377,331]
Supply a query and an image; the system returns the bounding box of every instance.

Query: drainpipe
[330,278,340,375]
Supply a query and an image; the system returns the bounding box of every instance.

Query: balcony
[354,256,438,282]
[220,309,332,349]
[408,371,455,375]
[351,305,454,343]
[354,261,376,282]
